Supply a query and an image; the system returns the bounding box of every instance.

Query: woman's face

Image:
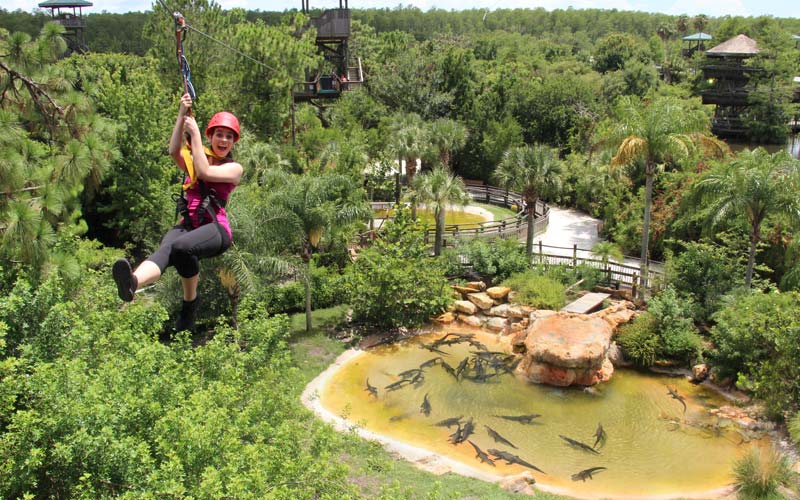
[210,127,236,158]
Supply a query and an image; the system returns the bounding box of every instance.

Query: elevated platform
[561,293,611,314]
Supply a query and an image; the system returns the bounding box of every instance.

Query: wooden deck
[561,292,611,314]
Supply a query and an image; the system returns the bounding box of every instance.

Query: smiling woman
[111,92,243,334]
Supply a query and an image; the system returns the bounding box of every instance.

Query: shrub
[733,447,792,500]
[665,240,743,324]
[502,270,565,310]
[457,238,529,283]
[344,208,452,328]
[711,291,800,417]
[647,288,702,363]
[616,312,659,367]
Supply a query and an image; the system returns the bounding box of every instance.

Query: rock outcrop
[444,282,636,387]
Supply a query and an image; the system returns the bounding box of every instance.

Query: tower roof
[706,34,759,56]
[683,32,713,41]
[38,0,93,7]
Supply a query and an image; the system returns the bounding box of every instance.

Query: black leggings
[147,223,231,278]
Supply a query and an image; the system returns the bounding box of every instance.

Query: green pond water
[319,328,768,498]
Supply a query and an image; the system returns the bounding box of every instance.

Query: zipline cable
[154,0,280,75]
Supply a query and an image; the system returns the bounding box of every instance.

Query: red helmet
[205,112,240,142]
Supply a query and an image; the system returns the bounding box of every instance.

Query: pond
[306,328,769,499]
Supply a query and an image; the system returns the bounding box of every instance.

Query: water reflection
[318,329,767,499]
[728,133,800,159]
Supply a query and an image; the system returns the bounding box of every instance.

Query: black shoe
[112,259,137,302]
[175,297,199,332]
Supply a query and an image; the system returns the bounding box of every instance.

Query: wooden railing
[422,184,549,246]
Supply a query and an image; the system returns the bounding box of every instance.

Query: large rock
[467,292,495,311]
[487,303,530,319]
[486,286,512,300]
[485,316,509,332]
[454,300,477,315]
[515,311,615,386]
[459,314,484,328]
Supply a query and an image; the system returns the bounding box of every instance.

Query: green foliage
[733,447,792,500]
[501,270,565,310]
[0,25,119,277]
[646,288,702,362]
[616,313,659,367]
[665,240,744,323]
[454,238,529,283]
[0,268,358,500]
[710,291,800,417]
[68,53,175,252]
[345,207,452,328]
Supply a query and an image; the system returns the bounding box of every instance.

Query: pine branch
[1,185,45,196]
[0,60,65,117]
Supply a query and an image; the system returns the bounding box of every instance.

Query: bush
[501,270,565,310]
[646,288,702,363]
[711,291,800,417]
[733,447,792,500]
[344,208,452,328]
[665,240,743,324]
[616,313,659,367]
[0,268,358,500]
[456,238,529,283]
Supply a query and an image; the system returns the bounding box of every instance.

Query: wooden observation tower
[37,0,93,54]
[700,34,761,138]
[292,0,364,104]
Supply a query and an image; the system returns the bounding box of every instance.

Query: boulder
[454,300,477,315]
[433,312,456,324]
[485,317,509,332]
[467,292,495,310]
[514,311,615,387]
[486,286,512,300]
[459,314,484,328]
[487,303,530,319]
[453,285,480,296]
[691,363,709,383]
[466,281,486,291]
[524,313,613,369]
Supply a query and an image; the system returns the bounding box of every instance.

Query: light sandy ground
[301,349,734,500]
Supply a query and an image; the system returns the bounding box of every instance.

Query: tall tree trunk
[434,205,445,256]
[525,198,536,258]
[746,224,760,289]
[407,158,417,220]
[639,164,655,300]
[304,254,312,333]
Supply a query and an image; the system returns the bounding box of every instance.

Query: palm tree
[592,241,624,282]
[692,14,709,34]
[388,114,426,217]
[261,170,371,332]
[690,148,800,288]
[414,166,470,256]
[427,118,468,170]
[494,144,563,258]
[607,95,726,297]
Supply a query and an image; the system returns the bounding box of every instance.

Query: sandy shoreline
[301,347,736,500]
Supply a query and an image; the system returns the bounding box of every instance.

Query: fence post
[632,273,638,300]
[572,244,577,268]
[538,240,543,257]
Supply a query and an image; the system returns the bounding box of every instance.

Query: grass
[287,306,568,500]
[472,201,517,221]
[375,208,488,226]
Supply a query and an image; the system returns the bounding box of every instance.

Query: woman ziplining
[111,12,243,332]
[112,93,243,332]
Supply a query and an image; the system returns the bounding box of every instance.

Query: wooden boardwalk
[561,292,611,314]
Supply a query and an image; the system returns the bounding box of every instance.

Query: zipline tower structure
[700,34,761,138]
[38,0,93,53]
[292,0,364,104]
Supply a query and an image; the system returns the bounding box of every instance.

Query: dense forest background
[2,3,800,499]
